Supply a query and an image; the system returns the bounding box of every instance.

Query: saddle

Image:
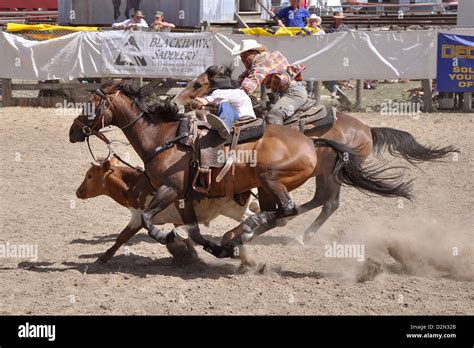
[283,100,337,132]
[178,116,265,199]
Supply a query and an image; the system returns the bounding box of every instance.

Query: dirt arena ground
[0,107,472,315]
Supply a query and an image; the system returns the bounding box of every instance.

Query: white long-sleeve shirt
[204,89,256,118]
[112,18,149,29]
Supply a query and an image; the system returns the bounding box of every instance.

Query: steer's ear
[100,161,111,172]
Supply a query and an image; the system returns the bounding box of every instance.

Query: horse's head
[69,81,124,143]
[69,80,181,143]
[173,65,232,106]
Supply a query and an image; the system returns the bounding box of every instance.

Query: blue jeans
[324,81,338,94]
[217,102,239,129]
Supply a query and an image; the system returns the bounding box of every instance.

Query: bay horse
[69,80,412,267]
[172,66,459,243]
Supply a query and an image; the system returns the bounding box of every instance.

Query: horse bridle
[74,88,188,179]
[73,88,145,165]
[74,89,144,143]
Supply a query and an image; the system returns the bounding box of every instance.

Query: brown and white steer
[76,159,258,263]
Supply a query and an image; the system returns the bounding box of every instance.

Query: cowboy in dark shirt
[326,12,350,33]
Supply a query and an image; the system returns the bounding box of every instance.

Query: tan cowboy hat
[309,14,322,25]
[333,12,345,19]
[132,10,145,18]
[155,11,164,18]
[232,39,267,56]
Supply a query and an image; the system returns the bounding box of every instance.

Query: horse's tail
[371,127,459,164]
[314,138,413,200]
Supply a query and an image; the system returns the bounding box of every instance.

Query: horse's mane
[105,79,182,122]
[205,65,232,80]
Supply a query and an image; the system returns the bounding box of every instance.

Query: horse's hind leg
[224,181,299,267]
[241,181,298,241]
[303,174,341,244]
[220,188,276,247]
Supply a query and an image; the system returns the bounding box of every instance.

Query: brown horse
[69,80,412,267]
[172,66,459,243]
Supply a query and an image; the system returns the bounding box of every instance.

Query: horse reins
[73,88,146,170]
[75,88,188,188]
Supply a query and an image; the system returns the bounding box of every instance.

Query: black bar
[0,315,472,346]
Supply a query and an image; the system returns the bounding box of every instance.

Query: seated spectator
[308,14,325,35]
[275,0,310,28]
[112,10,148,29]
[326,12,349,33]
[150,11,175,31]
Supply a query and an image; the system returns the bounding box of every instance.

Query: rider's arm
[161,21,176,28]
[112,19,130,29]
[241,66,267,95]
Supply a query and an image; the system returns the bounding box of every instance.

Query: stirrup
[192,168,212,194]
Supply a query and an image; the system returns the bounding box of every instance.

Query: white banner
[1,29,474,81]
[0,31,102,80]
[214,29,474,81]
[101,31,214,78]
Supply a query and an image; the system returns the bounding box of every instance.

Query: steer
[76,159,258,263]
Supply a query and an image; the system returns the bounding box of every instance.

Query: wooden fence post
[314,81,322,104]
[2,78,12,107]
[355,79,363,108]
[463,92,472,112]
[422,79,433,113]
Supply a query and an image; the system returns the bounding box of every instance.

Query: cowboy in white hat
[235,39,308,125]
[112,9,149,29]
[308,14,325,35]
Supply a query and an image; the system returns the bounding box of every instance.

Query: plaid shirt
[239,51,290,95]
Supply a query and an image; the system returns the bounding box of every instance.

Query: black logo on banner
[115,35,147,67]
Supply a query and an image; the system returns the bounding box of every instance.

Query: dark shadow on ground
[69,232,299,247]
[17,255,237,280]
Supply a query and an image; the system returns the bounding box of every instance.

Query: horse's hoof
[173,227,189,241]
[166,241,189,260]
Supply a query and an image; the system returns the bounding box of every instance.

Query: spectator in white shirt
[191,76,256,139]
[112,10,148,29]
